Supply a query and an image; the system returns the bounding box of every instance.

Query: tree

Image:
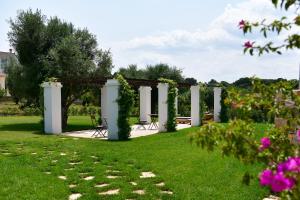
[118,64,145,79]
[7,9,113,129]
[240,0,300,55]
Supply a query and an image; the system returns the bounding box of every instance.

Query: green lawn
[0,116,268,200]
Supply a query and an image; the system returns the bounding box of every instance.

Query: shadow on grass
[0,122,92,134]
[0,123,42,132]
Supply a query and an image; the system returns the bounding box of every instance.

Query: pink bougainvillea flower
[271,172,295,192]
[259,137,271,151]
[238,20,246,29]
[278,157,300,173]
[259,169,273,186]
[297,130,300,142]
[243,41,254,49]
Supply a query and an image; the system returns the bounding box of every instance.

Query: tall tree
[7,9,113,129]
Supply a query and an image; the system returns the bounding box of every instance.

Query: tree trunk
[62,105,69,130]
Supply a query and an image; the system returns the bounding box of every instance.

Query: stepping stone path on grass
[140,172,156,178]
[130,182,137,186]
[83,176,94,181]
[133,190,145,195]
[155,182,165,187]
[58,176,67,180]
[69,184,77,188]
[69,193,82,200]
[107,175,120,179]
[160,190,173,195]
[99,189,120,195]
[95,183,109,188]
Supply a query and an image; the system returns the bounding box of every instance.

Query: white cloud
[109,0,300,82]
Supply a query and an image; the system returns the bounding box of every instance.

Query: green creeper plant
[159,78,177,132]
[116,74,135,140]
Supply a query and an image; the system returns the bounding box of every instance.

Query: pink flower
[244,41,254,49]
[278,157,300,173]
[259,137,271,151]
[271,172,295,192]
[259,169,273,186]
[297,130,300,142]
[238,20,246,29]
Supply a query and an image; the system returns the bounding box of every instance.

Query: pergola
[41,77,222,140]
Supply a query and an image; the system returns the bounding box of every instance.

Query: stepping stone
[140,172,156,178]
[69,193,81,200]
[95,183,109,188]
[133,190,145,195]
[69,184,77,188]
[94,161,99,164]
[83,176,94,181]
[130,182,137,186]
[52,160,58,163]
[69,162,81,165]
[44,172,51,175]
[155,182,165,187]
[60,153,66,156]
[64,168,74,171]
[58,176,67,180]
[31,152,37,155]
[107,175,119,179]
[90,156,98,159]
[160,190,173,195]
[99,189,120,195]
[106,169,120,173]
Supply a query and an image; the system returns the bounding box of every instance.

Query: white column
[191,85,200,126]
[214,87,222,122]
[41,82,62,134]
[158,83,168,132]
[175,88,178,115]
[105,79,120,140]
[139,86,152,123]
[0,74,5,90]
[101,85,107,125]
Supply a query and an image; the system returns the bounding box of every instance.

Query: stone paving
[63,123,191,139]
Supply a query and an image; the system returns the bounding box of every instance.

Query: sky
[0,0,299,82]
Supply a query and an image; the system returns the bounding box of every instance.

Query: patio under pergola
[41,77,222,140]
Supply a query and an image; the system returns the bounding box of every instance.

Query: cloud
[109,0,300,82]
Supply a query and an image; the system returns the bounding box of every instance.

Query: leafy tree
[118,64,145,79]
[7,9,113,129]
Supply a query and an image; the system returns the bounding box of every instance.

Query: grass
[0,116,268,200]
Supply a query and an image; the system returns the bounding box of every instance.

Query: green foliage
[116,74,135,140]
[0,89,5,98]
[241,0,300,55]
[159,78,177,132]
[7,9,113,128]
[192,78,300,198]
[220,88,229,123]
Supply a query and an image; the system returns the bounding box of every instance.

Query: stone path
[0,142,175,199]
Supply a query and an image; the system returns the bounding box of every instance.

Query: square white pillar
[139,86,152,123]
[158,83,168,132]
[101,85,107,125]
[41,82,62,134]
[105,79,120,140]
[191,85,200,126]
[214,87,222,122]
